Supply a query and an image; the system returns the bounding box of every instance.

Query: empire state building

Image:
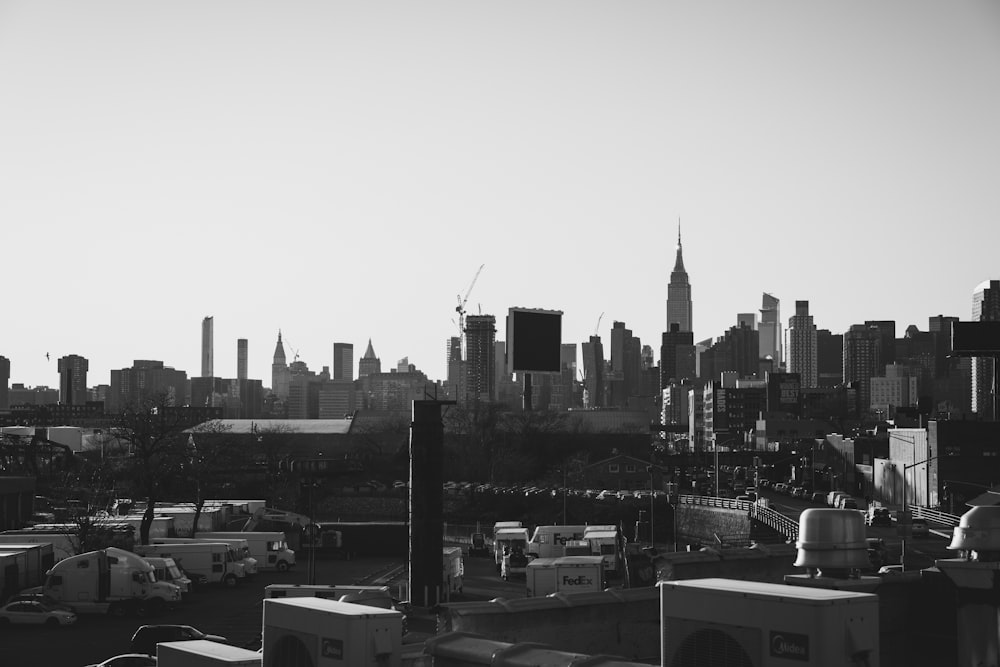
[666,225,693,333]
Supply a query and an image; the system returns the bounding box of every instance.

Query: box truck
[262,597,403,667]
[134,542,245,587]
[38,546,182,615]
[151,537,258,577]
[196,531,296,571]
[525,556,605,598]
[493,527,529,572]
[527,525,588,559]
[157,639,262,667]
[583,526,621,573]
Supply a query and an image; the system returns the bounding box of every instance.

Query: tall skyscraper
[972,279,1000,419]
[759,293,782,368]
[464,314,497,402]
[271,331,290,399]
[844,324,883,415]
[201,316,214,378]
[333,342,354,381]
[666,224,693,333]
[787,301,818,388]
[57,354,89,405]
[237,339,248,380]
[609,321,641,407]
[581,335,605,408]
[0,355,8,410]
[660,324,694,388]
[816,329,843,388]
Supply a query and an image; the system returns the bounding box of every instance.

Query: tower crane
[594,312,604,337]
[455,264,485,358]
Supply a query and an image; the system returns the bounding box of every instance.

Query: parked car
[810,492,826,504]
[84,654,158,667]
[0,600,77,627]
[867,508,892,527]
[910,518,930,537]
[130,624,227,655]
[5,592,75,613]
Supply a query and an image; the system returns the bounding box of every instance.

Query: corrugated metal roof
[189,419,353,435]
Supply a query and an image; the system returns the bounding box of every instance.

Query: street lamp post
[900,455,939,571]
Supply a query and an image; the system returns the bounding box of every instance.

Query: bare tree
[112,394,196,545]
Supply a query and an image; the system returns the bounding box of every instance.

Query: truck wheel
[109,603,127,618]
[276,561,289,572]
[224,574,238,588]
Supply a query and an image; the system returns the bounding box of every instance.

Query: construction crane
[594,312,604,337]
[455,264,485,358]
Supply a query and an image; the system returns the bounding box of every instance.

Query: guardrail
[912,506,961,527]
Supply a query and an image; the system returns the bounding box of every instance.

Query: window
[608,464,620,473]
[625,464,636,473]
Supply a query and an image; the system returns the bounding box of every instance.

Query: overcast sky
[2,1,999,390]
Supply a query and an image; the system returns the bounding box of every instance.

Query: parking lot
[0,553,400,667]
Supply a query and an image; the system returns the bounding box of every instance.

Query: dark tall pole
[409,400,453,608]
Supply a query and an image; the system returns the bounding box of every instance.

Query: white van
[196,531,295,571]
[134,542,245,587]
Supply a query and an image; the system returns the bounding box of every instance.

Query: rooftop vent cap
[793,508,870,575]
[948,506,1000,558]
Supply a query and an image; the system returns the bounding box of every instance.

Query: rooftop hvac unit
[660,578,879,667]
[262,597,403,667]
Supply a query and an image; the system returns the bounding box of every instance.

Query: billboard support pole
[523,373,533,411]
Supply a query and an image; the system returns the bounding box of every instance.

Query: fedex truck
[527,525,588,559]
[525,556,605,598]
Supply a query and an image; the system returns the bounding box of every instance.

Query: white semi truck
[38,547,182,615]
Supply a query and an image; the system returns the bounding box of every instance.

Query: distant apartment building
[660,324,694,389]
[8,384,59,406]
[109,360,188,413]
[786,301,818,388]
[609,321,641,407]
[333,343,354,381]
[57,354,89,406]
[972,279,1000,420]
[464,314,496,403]
[870,363,919,417]
[445,336,463,401]
[699,323,759,382]
[360,368,435,411]
[201,316,214,378]
[843,324,884,416]
[816,329,843,389]
[318,380,355,418]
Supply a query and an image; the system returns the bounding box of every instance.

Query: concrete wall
[676,504,752,547]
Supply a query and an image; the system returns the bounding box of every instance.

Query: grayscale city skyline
[2,0,998,388]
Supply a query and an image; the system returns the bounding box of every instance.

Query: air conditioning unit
[262,597,403,667]
[660,578,879,667]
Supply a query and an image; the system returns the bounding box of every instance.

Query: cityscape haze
[2,1,999,390]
